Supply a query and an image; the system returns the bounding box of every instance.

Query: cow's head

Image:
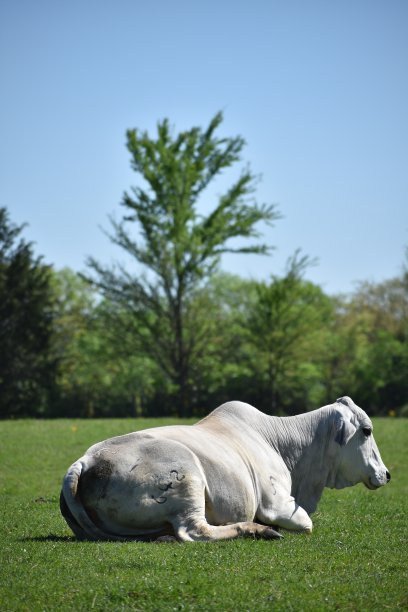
[332,396,391,490]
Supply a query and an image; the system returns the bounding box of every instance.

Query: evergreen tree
[0,208,56,417]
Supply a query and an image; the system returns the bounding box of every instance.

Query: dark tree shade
[0,208,56,417]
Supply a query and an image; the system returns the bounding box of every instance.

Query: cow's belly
[202,467,257,524]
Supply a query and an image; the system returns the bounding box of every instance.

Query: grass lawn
[0,416,407,611]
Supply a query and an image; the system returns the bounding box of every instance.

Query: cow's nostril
[386,470,391,482]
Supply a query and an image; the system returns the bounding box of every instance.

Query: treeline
[1,112,407,418]
[1,217,407,419]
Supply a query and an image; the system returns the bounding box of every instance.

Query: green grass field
[0,417,407,611]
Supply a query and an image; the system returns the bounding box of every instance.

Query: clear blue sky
[1,0,407,294]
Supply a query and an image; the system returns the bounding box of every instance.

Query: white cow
[60,396,390,542]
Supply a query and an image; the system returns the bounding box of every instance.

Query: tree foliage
[48,269,162,418]
[338,278,408,414]
[0,208,56,417]
[1,121,407,419]
[47,263,408,418]
[87,112,280,415]
[1,255,407,418]
[242,252,333,413]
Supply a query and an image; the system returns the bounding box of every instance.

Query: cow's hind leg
[161,455,281,542]
[173,519,282,542]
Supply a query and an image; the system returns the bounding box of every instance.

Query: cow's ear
[334,416,355,446]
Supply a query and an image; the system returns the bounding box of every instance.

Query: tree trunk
[173,288,192,417]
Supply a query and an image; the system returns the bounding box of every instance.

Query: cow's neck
[262,408,337,514]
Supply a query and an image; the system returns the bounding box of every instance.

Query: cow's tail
[60,458,120,541]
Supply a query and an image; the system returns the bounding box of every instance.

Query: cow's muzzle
[365,470,391,489]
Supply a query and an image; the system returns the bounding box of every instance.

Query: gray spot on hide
[269,476,277,495]
[80,459,113,502]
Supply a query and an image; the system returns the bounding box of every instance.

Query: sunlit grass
[0,417,407,611]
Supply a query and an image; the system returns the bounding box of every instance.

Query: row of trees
[2,225,407,419]
[1,112,407,418]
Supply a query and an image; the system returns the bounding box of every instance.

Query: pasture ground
[0,416,407,611]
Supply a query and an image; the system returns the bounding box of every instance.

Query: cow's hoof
[263,527,283,540]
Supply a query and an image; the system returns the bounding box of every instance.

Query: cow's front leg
[257,493,313,533]
[276,498,313,533]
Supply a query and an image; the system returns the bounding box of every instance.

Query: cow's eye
[362,427,372,437]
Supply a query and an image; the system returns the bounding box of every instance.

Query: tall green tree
[87,112,280,416]
[244,252,333,414]
[0,208,56,417]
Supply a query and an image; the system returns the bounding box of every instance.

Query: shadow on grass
[21,534,77,542]
[20,534,178,544]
